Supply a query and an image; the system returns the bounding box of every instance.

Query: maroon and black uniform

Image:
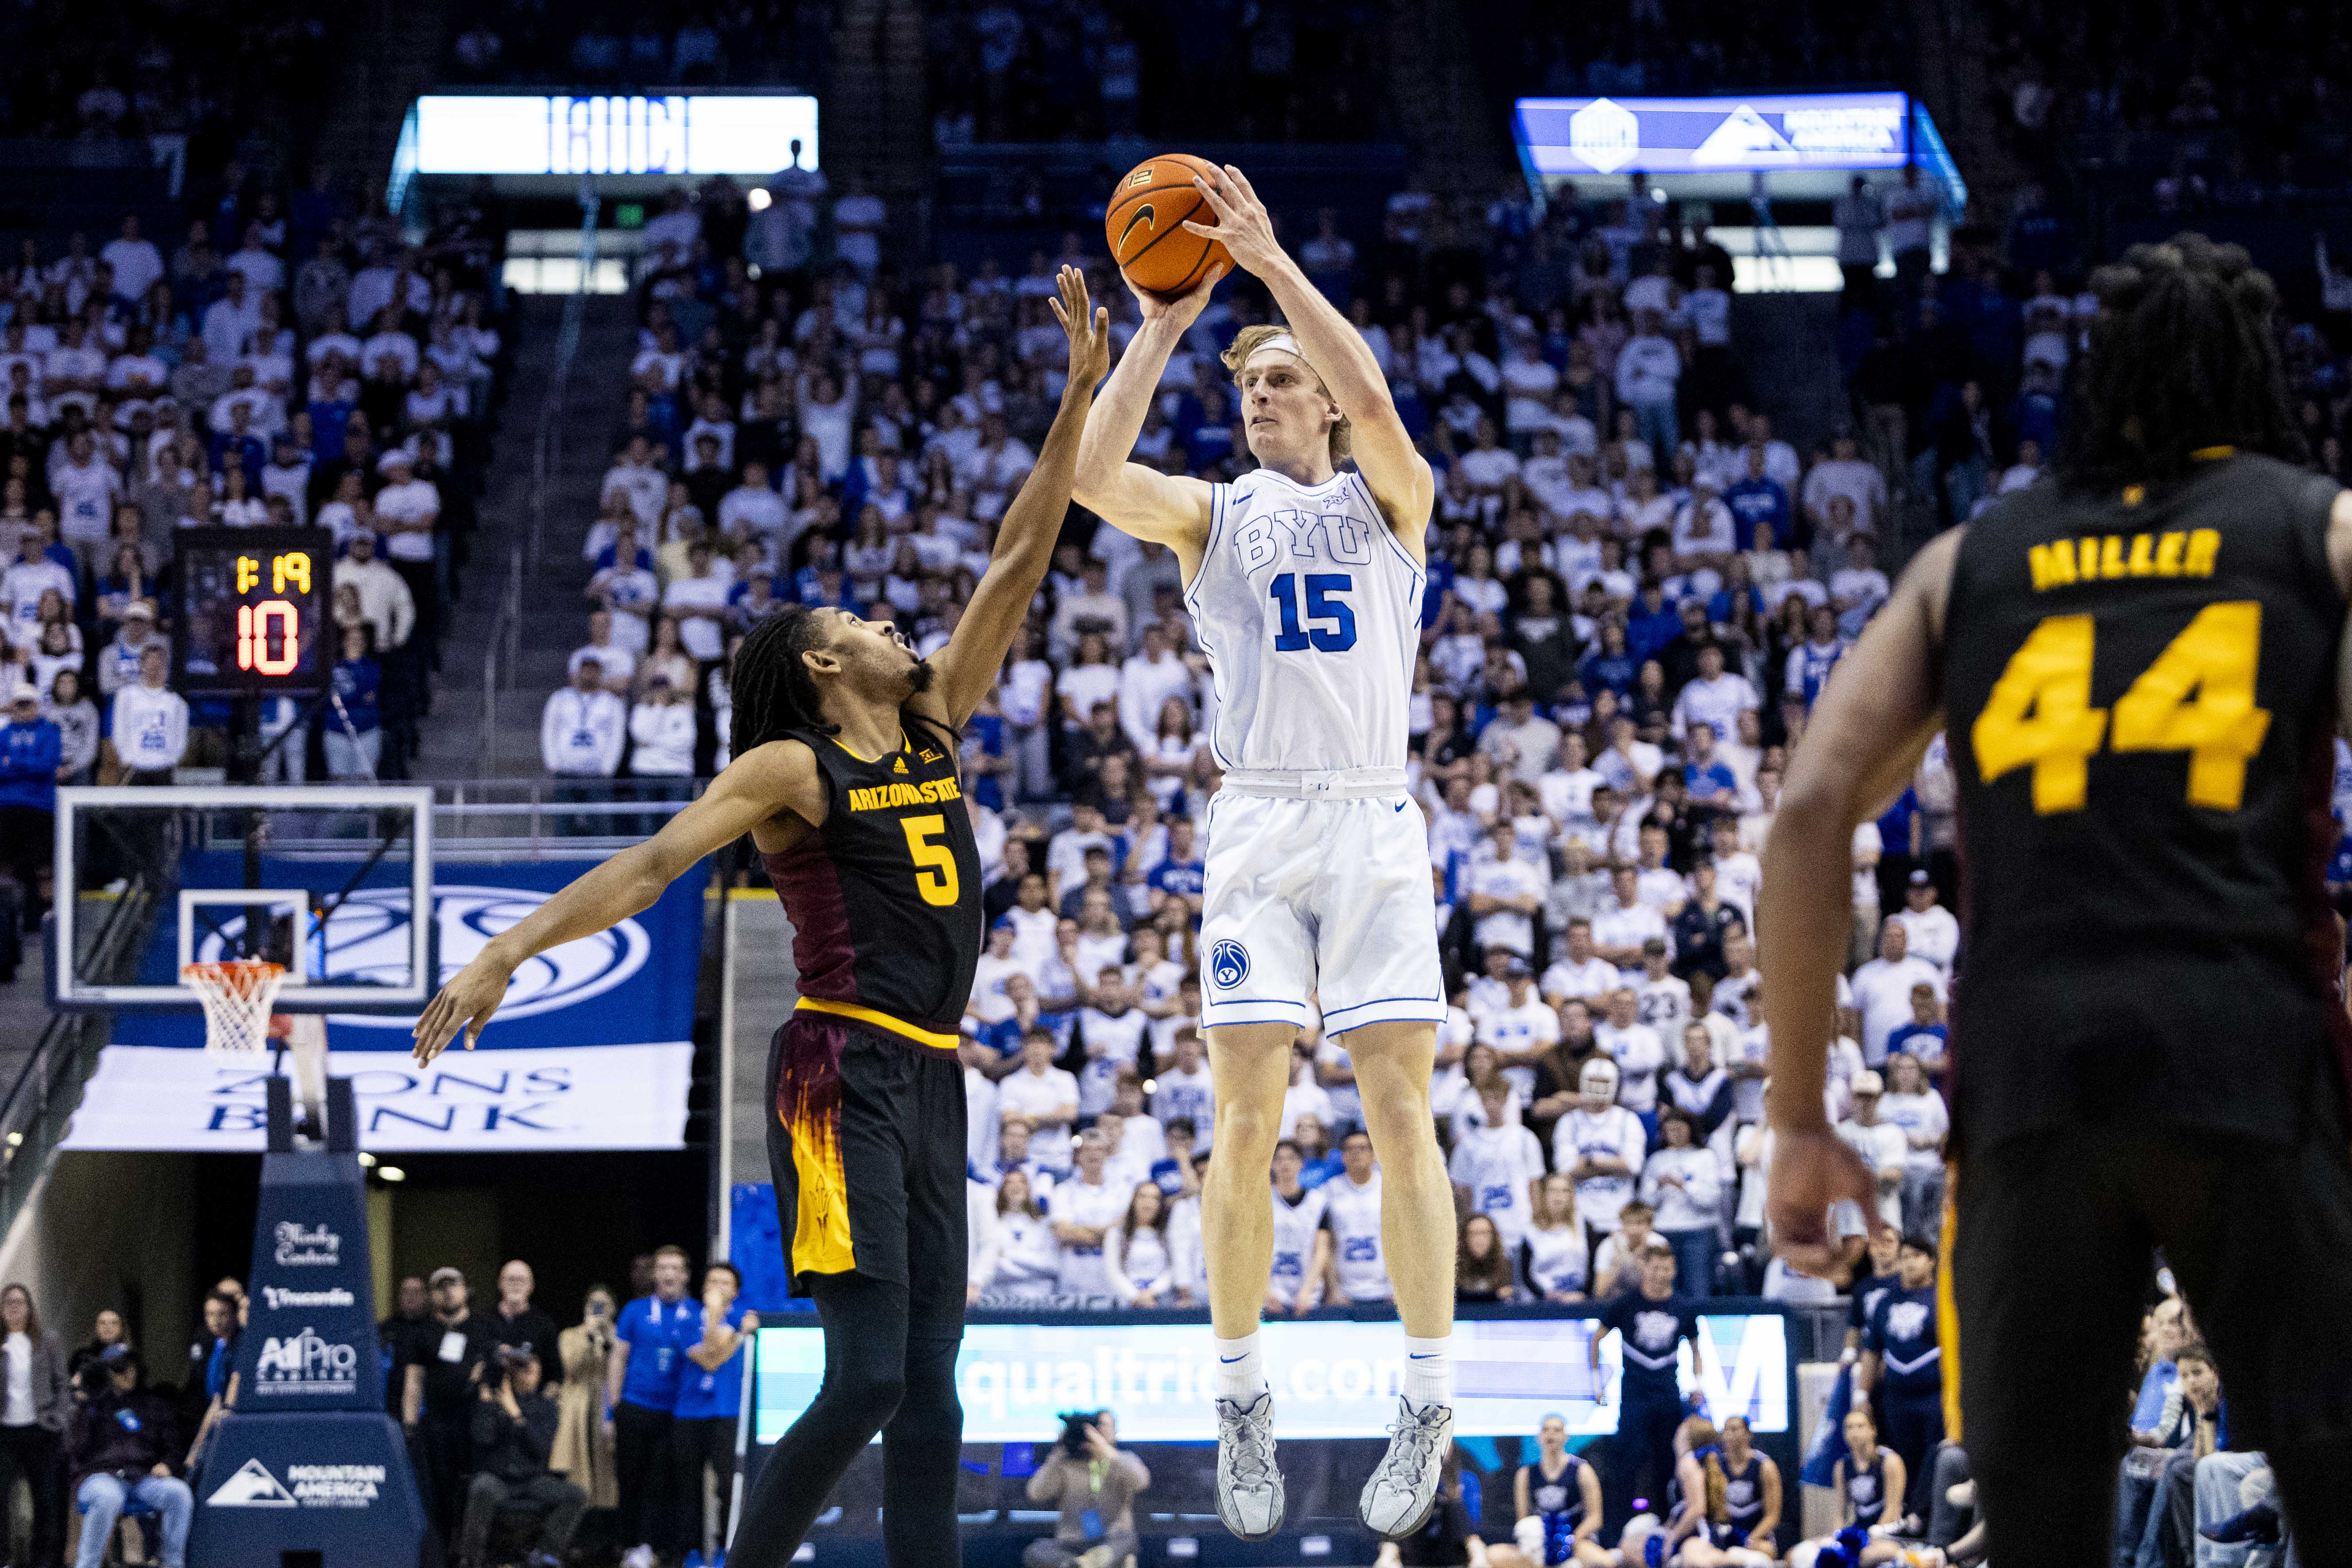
[736,709,982,1568]
[759,710,980,1316]
[1938,451,2352,1560]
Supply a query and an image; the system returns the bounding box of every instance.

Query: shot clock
[172,527,337,698]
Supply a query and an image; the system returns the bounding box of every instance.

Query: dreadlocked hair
[729,604,838,763]
[2058,232,2306,495]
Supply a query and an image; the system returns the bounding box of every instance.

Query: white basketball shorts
[1197,773,1446,1035]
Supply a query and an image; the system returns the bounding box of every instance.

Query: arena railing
[245,781,711,860]
[0,860,159,1239]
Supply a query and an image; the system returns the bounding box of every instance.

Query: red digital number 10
[236,599,301,675]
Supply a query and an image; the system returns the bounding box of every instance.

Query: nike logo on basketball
[1118,205,1156,257]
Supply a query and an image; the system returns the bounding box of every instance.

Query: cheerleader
[1489,1413,1609,1567]
[1659,1416,1777,1565]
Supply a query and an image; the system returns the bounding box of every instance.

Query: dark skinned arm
[410,739,826,1061]
[926,267,1110,729]
[1759,528,1959,1273]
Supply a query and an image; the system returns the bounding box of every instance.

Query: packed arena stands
[5,0,2346,1560]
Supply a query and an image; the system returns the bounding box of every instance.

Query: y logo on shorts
[1209,939,1251,989]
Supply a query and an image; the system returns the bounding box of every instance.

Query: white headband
[1244,332,1315,376]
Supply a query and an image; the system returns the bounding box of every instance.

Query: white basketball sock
[1403,1334,1453,1408]
[1213,1331,1266,1405]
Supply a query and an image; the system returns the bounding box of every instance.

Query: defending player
[411,269,1111,1568]
[1073,164,1455,1540]
[1759,234,2352,1564]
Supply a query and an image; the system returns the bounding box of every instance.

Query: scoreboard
[173,527,336,699]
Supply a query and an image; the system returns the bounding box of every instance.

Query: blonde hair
[1223,324,1352,465]
[1682,1417,1728,1521]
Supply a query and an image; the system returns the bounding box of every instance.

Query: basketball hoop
[182,960,287,1055]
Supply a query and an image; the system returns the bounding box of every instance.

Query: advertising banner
[1515,92,1913,176]
[753,1312,1791,1446]
[411,94,819,176]
[65,858,705,1151]
[233,1154,381,1410]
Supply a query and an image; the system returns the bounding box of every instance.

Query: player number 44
[901,814,961,907]
[1971,601,2272,813]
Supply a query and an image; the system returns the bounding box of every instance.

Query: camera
[1056,1410,1097,1457]
[482,1343,535,1390]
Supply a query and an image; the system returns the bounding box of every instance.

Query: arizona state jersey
[761,713,983,1041]
[1941,453,2352,1151]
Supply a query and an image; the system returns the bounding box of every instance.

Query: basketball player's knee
[842,1364,910,1425]
[1213,1097,1280,1160]
[1362,1090,1436,1158]
[884,1372,961,1448]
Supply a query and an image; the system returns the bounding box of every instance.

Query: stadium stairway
[411,294,639,780]
[1730,291,1848,460]
[828,0,930,196]
[1384,0,1515,195]
[1905,0,2026,224]
[314,0,451,195]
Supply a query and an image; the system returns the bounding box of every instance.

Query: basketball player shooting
[1074,164,1457,1541]
[1756,236,2352,1565]
[410,268,1110,1568]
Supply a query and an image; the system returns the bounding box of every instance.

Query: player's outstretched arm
[410,741,824,1064]
[1758,528,1960,1269]
[930,267,1109,729]
[1186,165,1434,548]
[1071,268,1218,564]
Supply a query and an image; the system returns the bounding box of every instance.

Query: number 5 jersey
[761,713,983,1047]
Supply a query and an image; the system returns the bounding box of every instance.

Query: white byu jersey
[1186,467,1424,773]
[1269,1184,1329,1292]
[1322,1172,1393,1302]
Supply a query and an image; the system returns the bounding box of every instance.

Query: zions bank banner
[62,859,705,1152]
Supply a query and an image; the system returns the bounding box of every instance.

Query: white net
[182,960,288,1056]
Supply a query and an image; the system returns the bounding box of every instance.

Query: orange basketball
[1106,153,1233,298]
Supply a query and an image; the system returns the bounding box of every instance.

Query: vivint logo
[254,1327,359,1395]
[273,1222,340,1266]
[262,1286,356,1310]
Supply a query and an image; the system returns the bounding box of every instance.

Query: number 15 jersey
[1941,453,2352,1153]
[1187,467,1425,774]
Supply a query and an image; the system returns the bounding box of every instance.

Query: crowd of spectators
[444,0,831,97]
[0,0,342,195]
[530,168,1968,1325]
[533,160,2352,1349]
[0,1246,2273,1567]
[0,188,510,940]
[1466,0,1909,142]
[1980,0,2352,198]
[0,1256,753,1568]
[923,0,1388,146]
